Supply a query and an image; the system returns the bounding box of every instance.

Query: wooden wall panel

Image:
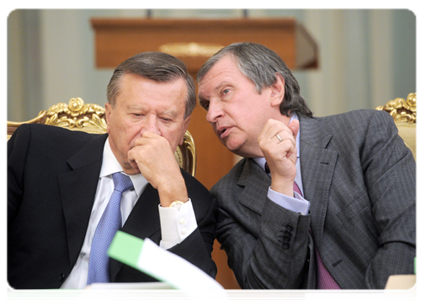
[91,18,318,72]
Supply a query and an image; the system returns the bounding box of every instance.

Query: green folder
[414,257,420,275]
[108,230,226,296]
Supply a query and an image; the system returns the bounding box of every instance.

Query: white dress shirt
[254,114,310,215]
[61,138,197,289]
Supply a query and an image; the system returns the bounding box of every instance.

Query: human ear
[270,73,285,107]
[179,116,191,145]
[105,103,112,133]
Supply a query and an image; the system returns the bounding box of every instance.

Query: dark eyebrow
[198,97,209,109]
[214,81,231,93]
[198,80,232,109]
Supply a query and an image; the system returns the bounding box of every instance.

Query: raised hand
[127,131,188,207]
[258,119,299,197]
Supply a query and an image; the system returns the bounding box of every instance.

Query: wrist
[157,175,188,207]
[159,188,189,207]
[271,181,295,197]
[169,199,190,210]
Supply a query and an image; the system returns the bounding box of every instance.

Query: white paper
[305,293,383,300]
[78,282,188,300]
[137,238,227,299]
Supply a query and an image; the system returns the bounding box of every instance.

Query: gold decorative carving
[7,113,47,128]
[174,149,183,168]
[44,97,107,134]
[175,130,197,177]
[376,93,416,124]
[184,130,196,177]
[159,42,223,57]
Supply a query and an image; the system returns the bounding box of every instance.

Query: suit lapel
[236,117,338,248]
[238,158,271,215]
[58,134,107,266]
[110,184,161,280]
[120,184,161,239]
[299,116,338,247]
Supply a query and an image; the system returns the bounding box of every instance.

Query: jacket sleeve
[168,172,218,279]
[213,171,312,289]
[360,111,416,288]
[8,124,32,227]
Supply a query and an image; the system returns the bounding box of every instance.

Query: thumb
[288,119,300,139]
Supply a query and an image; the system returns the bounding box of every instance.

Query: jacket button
[282,243,290,250]
[59,273,66,282]
[285,224,293,232]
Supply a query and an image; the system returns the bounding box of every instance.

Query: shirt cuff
[267,187,310,215]
[158,199,198,249]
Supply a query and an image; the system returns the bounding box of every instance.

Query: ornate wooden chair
[376,93,416,159]
[7,97,197,176]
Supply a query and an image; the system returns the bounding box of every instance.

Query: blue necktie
[87,172,133,284]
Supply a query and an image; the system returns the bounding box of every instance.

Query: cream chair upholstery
[7,97,197,176]
[376,93,416,159]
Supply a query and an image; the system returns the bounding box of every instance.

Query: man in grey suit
[196,42,415,289]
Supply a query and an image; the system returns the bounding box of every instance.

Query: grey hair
[197,42,312,117]
[107,52,196,118]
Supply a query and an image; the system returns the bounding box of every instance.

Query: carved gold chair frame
[376,92,416,158]
[376,93,416,123]
[7,97,197,177]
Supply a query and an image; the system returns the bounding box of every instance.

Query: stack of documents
[98,231,227,299]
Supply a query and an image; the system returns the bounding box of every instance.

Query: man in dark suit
[8,52,217,289]
[196,42,415,289]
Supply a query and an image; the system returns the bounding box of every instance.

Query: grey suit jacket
[213,110,415,289]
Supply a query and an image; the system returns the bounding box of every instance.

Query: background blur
[8,9,416,121]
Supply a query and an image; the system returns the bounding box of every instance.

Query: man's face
[198,55,279,158]
[105,73,190,174]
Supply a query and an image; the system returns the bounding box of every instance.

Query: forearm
[365,238,415,288]
[362,111,416,288]
[218,198,311,288]
[8,125,31,226]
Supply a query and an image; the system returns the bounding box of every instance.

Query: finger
[127,150,141,172]
[259,119,284,143]
[275,133,283,143]
[288,119,299,140]
[133,131,161,146]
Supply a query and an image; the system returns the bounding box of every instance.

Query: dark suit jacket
[213,110,416,289]
[8,124,217,289]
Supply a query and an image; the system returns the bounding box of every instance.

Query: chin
[224,140,242,154]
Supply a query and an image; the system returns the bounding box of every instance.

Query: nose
[206,100,224,124]
[139,115,161,136]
